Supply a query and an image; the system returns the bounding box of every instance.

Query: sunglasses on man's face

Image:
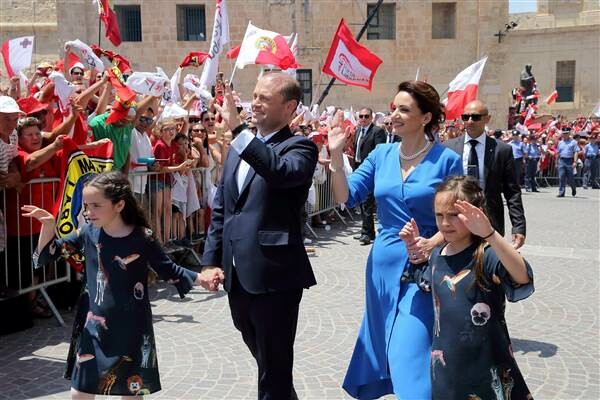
[461,113,487,122]
[72,71,84,76]
[203,117,216,122]
[384,122,392,126]
[139,117,153,124]
[191,128,203,133]
[358,114,371,119]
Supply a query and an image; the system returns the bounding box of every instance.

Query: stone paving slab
[0,189,598,399]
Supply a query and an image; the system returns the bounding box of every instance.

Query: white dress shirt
[231,129,277,193]
[355,123,372,162]
[462,133,486,189]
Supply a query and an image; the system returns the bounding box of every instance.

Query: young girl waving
[22,171,218,399]
[401,176,534,400]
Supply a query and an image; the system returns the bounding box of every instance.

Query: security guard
[583,134,600,189]
[510,130,526,187]
[556,129,579,197]
[524,135,542,192]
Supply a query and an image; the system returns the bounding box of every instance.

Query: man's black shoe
[359,235,372,245]
[556,194,565,197]
[572,188,577,196]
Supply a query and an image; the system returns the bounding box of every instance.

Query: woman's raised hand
[21,205,55,225]
[327,110,351,154]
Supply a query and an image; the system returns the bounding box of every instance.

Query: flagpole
[229,64,237,83]
[314,0,383,107]
[98,16,102,47]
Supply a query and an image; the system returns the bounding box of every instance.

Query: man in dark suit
[353,107,386,245]
[199,73,318,399]
[383,114,401,144]
[444,100,526,248]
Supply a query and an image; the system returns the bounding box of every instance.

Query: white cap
[0,96,23,114]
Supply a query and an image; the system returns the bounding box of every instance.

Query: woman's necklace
[399,140,432,161]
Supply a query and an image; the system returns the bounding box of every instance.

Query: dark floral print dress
[34,223,198,396]
[421,243,535,400]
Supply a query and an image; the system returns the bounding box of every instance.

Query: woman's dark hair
[435,175,489,290]
[85,171,153,234]
[397,80,445,142]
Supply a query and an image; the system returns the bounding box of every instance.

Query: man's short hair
[279,77,301,104]
[360,107,374,116]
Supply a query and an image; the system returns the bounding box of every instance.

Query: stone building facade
[1,0,598,123]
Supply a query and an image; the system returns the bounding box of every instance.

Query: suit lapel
[484,136,496,184]
[237,127,292,199]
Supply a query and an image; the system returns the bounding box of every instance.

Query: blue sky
[509,0,538,14]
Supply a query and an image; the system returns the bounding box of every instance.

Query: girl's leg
[153,190,164,241]
[70,388,95,400]
[163,188,173,242]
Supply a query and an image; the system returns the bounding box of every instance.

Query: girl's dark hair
[85,171,153,233]
[435,175,489,290]
[397,80,445,142]
[174,133,188,143]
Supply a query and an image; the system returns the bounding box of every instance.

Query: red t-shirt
[152,139,176,183]
[5,148,61,236]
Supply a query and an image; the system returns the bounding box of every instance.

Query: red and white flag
[65,39,105,72]
[226,44,240,60]
[524,103,538,126]
[282,33,299,79]
[545,90,558,105]
[445,56,488,121]
[322,19,382,91]
[97,0,121,47]
[235,22,299,70]
[1,36,34,77]
[199,0,230,89]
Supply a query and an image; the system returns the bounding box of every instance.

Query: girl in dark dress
[401,176,534,400]
[22,171,214,399]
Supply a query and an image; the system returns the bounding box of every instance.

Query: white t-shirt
[0,130,18,173]
[128,127,154,194]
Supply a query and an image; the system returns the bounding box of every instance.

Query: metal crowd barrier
[1,177,68,326]
[305,169,352,238]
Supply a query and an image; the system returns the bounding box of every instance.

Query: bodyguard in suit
[353,107,386,245]
[444,100,527,249]
[199,73,318,399]
[383,115,402,144]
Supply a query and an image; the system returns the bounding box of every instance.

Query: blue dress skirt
[342,143,463,399]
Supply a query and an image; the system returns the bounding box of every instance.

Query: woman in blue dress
[327,81,463,399]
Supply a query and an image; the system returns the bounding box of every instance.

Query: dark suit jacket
[444,135,526,237]
[201,126,319,294]
[354,124,387,167]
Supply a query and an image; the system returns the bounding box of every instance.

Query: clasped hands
[197,266,225,292]
[399,219,430,264]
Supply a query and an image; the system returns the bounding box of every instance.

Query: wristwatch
[231,122,248,138]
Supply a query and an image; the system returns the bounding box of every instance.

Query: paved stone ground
[0,189,598,399]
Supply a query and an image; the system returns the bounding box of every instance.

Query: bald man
[200,73,318,399]
[444,100,526,248]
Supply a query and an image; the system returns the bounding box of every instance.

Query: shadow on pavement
[511,338,558,358]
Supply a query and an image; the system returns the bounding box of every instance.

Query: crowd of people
[0,45,596,399]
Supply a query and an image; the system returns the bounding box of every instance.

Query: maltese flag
[322,19,382,90]
[1,36,34,77]
[445,56,488,121]
[545,90,558,105]
[235,22,299,70]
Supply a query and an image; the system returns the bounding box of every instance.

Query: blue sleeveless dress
[342,142,463,399]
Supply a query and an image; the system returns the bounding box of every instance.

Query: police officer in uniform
[556,129,579,197]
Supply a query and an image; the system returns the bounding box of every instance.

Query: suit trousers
[228,269,303,400]
[525,158,538,191]
[583,157,599,188]
[558,158,576,195]
[360,193,376,239]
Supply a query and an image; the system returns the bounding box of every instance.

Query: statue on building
[520,64,538,105]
